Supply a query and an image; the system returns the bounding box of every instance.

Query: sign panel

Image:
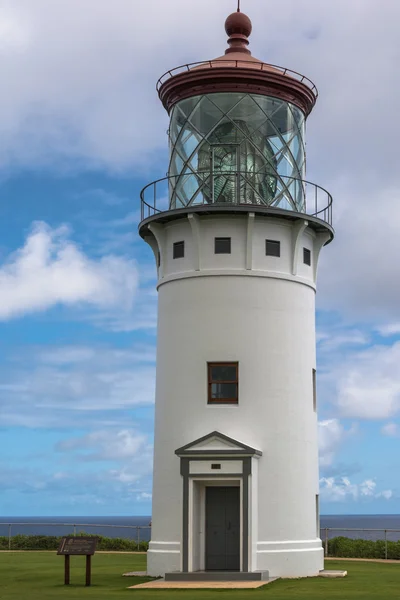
[57,536,98,556]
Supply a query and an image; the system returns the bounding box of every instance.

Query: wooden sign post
[57,536,98,586]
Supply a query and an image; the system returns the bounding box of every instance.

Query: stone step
[164,570,270,582]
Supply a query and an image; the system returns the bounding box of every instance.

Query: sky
[1,0,400,517]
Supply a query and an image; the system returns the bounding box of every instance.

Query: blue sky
[1,0,400,516]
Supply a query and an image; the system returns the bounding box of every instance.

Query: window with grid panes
[208,362,238,404]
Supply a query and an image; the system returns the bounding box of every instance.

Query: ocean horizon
[2,515,400,542]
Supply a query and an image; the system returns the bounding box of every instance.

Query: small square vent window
[173,241,185,259]
[303,247,311,266]
[266,239,281,257]
[215,237,231,254]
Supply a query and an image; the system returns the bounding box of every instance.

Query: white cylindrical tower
[140,8,333,580]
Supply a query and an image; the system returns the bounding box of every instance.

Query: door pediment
[175,431,262,457]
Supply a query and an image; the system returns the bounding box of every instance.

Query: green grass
[0,553,400,599]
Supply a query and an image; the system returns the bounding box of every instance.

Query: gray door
[205,486,240,571]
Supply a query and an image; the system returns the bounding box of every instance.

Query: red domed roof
[157,9,318,116]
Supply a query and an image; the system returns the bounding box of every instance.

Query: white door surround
[175,431,262,573]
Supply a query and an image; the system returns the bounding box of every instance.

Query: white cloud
[359,479,376,497]
[137,492,152,502]
[0,0,173,173]
[379,490,393,500]
[381,423,398,437]
[320,476,393,503]
[0,5,31,52]
[57,429,150,462]
[377,324,400,337]
[74,188,130,207]
[0,0,398,181]
[317,330,370,352]
[334,342,400,420]
[0,423,154,513]
[1,0,400,326]
[320,477,358,502]
[318,419,345,467]
[318,186,400,322]
[91,285,158,333]
[0,221,138,320]
[54,429,154,499]
[318,419,357,468]
[0,343,156,428]
[0,461,153,511]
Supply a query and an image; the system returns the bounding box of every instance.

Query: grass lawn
[1,553,400,599]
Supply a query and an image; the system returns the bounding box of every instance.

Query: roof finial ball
[225,2,253,55]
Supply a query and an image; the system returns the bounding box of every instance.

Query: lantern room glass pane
[169,92,306,212]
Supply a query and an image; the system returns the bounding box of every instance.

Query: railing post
[73,524,76,537]
[137,527,140,549]
[385,529,388,560]
[8,524,11,550]
[325,528,328,557]
[315,184,317,216]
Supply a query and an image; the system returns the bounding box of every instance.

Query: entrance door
[205,486,240,571]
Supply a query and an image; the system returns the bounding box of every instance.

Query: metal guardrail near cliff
[321,528,400,560]
[1,523,151,551]
[3,523,400,559]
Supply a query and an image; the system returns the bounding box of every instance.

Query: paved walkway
[129,580,277,589]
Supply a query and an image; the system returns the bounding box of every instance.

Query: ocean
[0,516,152,542]
[320,514,400,541]
[2,515,400,542]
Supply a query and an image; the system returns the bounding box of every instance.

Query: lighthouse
[139,6,333,580]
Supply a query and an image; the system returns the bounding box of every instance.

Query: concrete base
[148,539,325,578]
[257,541,324,578]
[147,542,180,577]
[319,570,347,578]
[165,570,269,582]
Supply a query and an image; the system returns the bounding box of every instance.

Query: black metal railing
[140,172,333,227]
[156,60,318,98]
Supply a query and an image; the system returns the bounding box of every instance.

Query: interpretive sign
[57,536,98,556]
[57,536,98,586]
